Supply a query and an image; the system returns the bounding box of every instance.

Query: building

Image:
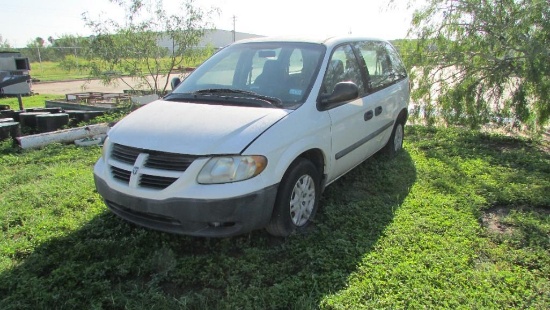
[157,29,264,53]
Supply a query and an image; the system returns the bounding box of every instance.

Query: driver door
[322,44,382,182]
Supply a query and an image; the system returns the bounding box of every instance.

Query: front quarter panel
[243,104,332,187]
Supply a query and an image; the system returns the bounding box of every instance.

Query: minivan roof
[234,35,387,46]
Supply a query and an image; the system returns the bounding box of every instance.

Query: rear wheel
[382,120,404,158]
[266,158,320,237]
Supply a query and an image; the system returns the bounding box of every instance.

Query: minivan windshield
[167,42,326,109]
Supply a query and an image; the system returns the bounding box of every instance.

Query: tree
[0,34,11,49]
[22,37,53,62]
[82,0,218,95]
[52,34,88,64]
[399,0,550,134]
[35,37,45,47]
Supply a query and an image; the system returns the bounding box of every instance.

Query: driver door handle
[364,110,373,121]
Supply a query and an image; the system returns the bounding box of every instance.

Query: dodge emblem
[132,167,139,175]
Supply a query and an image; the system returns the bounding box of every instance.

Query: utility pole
[232,15,236,42]
[37,45,42,72]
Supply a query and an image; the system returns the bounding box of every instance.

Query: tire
[381,119,404,158]
[265,158,320,237]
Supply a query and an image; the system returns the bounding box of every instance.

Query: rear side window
[354,41,407,92]
[384,43,407,79]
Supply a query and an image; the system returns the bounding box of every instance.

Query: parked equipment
[0,52,32,95]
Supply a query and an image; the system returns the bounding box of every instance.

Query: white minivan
[94,36,410,237]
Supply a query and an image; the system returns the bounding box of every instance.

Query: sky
[1,0,418,48]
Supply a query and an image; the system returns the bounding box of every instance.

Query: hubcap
[394,124,403,152]
[289,174,316,226]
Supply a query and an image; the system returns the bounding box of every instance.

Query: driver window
[321,44,364,97]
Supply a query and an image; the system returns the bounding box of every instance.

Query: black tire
[381,119,405,158]
[265,158,320,237]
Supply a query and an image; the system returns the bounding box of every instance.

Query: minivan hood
[108,100,289,155]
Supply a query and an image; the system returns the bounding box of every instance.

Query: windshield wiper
[194,88,283,107]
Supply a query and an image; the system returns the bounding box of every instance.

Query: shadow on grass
[0,151,416,309]
[410,126,550,174]
[407,126,550,208]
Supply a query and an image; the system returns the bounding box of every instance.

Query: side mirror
[171,77,181,90]
[318,82,359,110]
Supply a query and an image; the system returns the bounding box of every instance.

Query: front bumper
[94,174,278,237]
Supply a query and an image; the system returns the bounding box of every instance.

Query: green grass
[30,61,89,82]
[0,94,64,110]
[30,55,209,82]
[0,126,548,309]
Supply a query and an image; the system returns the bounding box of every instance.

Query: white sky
[1,0,417,48]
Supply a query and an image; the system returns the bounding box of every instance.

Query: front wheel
[265,158,320,237]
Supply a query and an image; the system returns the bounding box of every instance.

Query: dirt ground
[32,74,183,95]
[33,79,127,94]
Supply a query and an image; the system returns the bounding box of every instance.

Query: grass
[0,126,548,309]
[0,94,64,110]
[30,61,89,82]
[30,55,209,82]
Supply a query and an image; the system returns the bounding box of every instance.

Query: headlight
[197,155,267,184]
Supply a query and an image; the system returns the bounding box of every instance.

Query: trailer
[0,52,32,95]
